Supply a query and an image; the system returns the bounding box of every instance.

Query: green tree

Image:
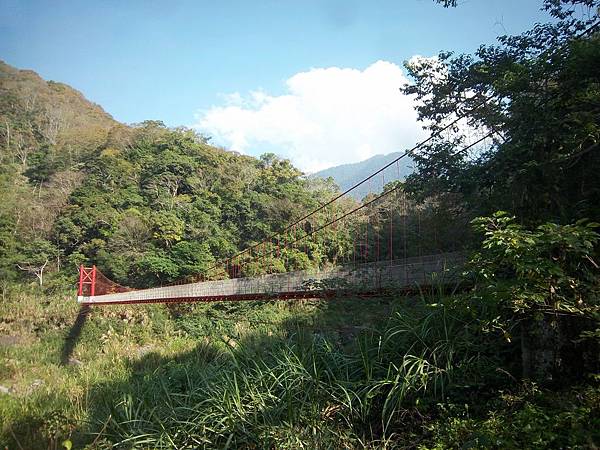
[470,212,600,380]
[133,249,179,285]
[151,212,185,247]
[16,239,57,286]
[171,241,215,279]
[403,0,600,223]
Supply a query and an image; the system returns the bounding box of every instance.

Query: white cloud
[196,60,426,173]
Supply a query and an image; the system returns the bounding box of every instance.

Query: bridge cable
[206,95,496,276]
[282,130,494,250]
[217,19,600,274]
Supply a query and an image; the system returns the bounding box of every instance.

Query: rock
[67,357,82,366]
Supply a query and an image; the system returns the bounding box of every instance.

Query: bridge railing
[78,252,465,305]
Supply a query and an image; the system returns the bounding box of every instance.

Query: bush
[469,212,600,380]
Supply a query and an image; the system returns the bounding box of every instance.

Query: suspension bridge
[78,253,465,305]
[77,106,494,306]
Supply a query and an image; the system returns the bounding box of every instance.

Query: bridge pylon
[78,265,96,298]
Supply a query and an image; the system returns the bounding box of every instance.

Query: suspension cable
[205,96,496,274]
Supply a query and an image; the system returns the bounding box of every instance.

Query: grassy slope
[0,286,400,448]
[1,287,598,449]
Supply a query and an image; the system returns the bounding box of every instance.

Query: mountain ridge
[0,60,119,160]
[312,152,413,199]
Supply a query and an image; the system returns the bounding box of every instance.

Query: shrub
[469,212,600,380]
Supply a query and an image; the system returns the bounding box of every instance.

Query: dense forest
[1,0,599,448]
[0,60,354,289]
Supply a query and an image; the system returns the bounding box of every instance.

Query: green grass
[0,284,598,449]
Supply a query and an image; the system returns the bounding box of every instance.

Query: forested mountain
[0,61,347,288]
[312,152,413,200]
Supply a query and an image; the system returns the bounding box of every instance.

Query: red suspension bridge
[77,107,495,306]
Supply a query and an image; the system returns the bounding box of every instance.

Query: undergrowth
[1,282,598,449]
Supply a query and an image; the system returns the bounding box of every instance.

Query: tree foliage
[403,0,600,223]
[0,84,350,286]
[471,211,599,316]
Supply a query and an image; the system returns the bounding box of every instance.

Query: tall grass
[92,293,507,448]
[4,284,595,448]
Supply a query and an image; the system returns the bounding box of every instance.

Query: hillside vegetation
[1,0,599,448]
[0,59,354,290]
[0,60,117,166]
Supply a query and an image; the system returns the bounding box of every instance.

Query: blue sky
[0,0,551,171]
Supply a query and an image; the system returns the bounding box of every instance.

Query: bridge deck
[78,252,464,305]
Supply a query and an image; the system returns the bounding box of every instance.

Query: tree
[16,239,57,286]
[403,0,600,223]
[152,212,185,247]
[171,241,215,278]
[133,249,179,285]
[470,212,600,380]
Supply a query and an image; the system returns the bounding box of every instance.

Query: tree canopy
[403,0,600,224]
[0,70,349,287]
